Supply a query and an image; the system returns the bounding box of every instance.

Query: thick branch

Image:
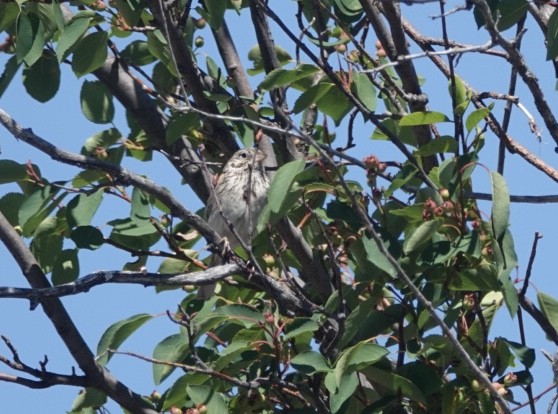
[0,212,156,413]
[0,264,243,301]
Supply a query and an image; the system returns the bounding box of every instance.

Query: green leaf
[360,236,398,278]
[415,136,457,156]
[283,318,319,341]
[257,159,304,232]
[161,375,190,410]
[31,232,63,274]
[130,187,150,220]
[0,55,22,100]
[0,160,28,183]
[450,76,468,114]
[291,351,331,374]
[70,226,104,250]
[23,51,60,103]
[269,159,305,214]
[399,111,450,126]
[165,112,201,145]
[497,0,528,31]
[72,170,106,188]
[538,291,558,336]
[491,171,509,243]
[293,82,352,125]
[247,44,292,75]
[0,3,20,32]
[153,333,190,385]
[113,0,142,27]
[108,217,161,250]
[259,64,320,90]
[334,342,388,386]
[352,72,376,112]
[328,372,358,413]
[96,313,153,366]
[56,16,91,62]
[80,80,114,124]
[19,185,65,237]
[22,15,46,67]
[120,40,156,66]
[548,9,558,60]
[212,304,264,325]
[501,338,535,369]
[0,193,25,226]
[16,12,34,64]
[71,31,108,77]
[466,107,491,133]
[403,220,441,254]
[187,385,227,413]
[203,0,227,29]
[71,388,107,411]
[52,248,79,285]
[66,189,103,228]
[81,128,121,155]
[364,366,426,403]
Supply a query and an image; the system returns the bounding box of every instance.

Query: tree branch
[0,212,156,413]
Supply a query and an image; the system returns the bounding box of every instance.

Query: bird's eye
[239,151,248,158]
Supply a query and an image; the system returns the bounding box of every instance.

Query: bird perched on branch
[198,147,270,299]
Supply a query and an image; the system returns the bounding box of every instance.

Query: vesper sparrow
[198,147,270,299]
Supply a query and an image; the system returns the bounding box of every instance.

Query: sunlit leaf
[399,111,450,126]
[96,314,153,366]
[152,333,190,385]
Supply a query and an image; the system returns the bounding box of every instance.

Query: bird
[197,147,270,299]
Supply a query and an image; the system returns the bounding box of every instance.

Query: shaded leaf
[52,248,79,285]
[291,351,331,374]
[334,342,388,385]
[0,55,21,100]
[497,0,528,31]
[548,9,558,60]
[0,193,25,226]
[23,51,60,102]
[283,318,319,341]
[403,220,441,254]
[259,64,320,90]
[70,226,104,250]
[120,40,156,66]
[80,80,115,124]
[0,160,28,183]
[187,385,227,413]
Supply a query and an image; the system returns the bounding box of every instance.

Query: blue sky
[1,1,558,412]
